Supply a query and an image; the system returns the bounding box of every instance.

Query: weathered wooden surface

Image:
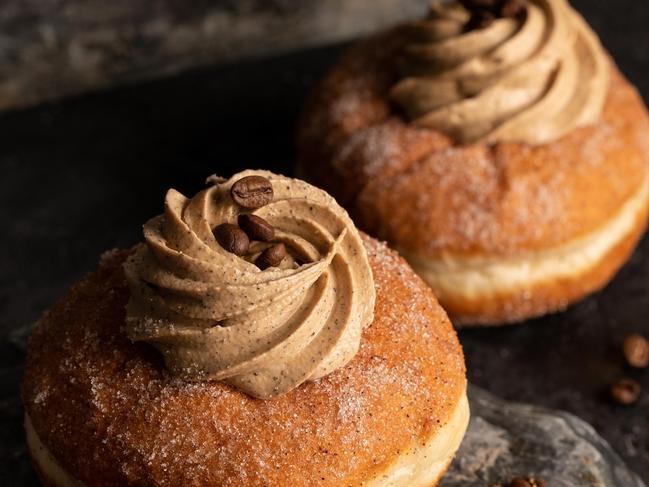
[0,0,427,111]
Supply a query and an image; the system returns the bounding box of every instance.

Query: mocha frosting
[390,0,610,144]
[123,170,375,399]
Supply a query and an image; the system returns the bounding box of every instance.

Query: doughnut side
[430,182,649,325]
[26,394,469,487]
[21,237,467,486]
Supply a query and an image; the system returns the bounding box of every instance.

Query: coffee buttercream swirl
[123,170,375,399]
[390,0,609,144]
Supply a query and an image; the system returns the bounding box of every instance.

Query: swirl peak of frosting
[390,0,609,144]
[123,170,375,399]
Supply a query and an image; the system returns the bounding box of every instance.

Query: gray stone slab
[442,386,647,487]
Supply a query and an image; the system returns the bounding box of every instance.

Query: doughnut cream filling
[390,0,609,144]
[401,168,649,303]
[25,395,470,487]
[123,170,375,399]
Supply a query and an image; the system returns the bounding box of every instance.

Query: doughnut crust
[296,28,649,325]
[21,236,468,486]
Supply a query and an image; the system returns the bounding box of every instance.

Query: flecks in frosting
[123,170,375,399]
[390,0,609,144]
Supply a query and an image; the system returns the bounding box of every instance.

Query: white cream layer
[401,170,649,303]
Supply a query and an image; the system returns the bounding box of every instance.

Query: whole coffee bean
[255,243,287,270]
[610,378,641,405]
[509,479,532,487]
[231,176,273,209]
[623,334,649,368]
[238,214,275,242]
[499,0,526,17]
[464,9,496,31]
[459,0,497,10]
[213,223,249,256]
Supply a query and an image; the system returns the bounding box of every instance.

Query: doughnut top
[390,0,609,144]
[123,170,375,399]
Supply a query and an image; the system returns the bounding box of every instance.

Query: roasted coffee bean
[464,9,496,31]
[623,334,649,368]
[460,0,525,21]
[499,478,546,487]
[213,223,249,256]
[255,243,287,270]
[610,377,641,405]
[499,0,526,18]
[509,480,532,487]
[238,214,275,242]
[459,0,497,10]
[231,176,273,209]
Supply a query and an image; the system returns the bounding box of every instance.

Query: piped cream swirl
[123,170,375,399]
[390,0,609,144]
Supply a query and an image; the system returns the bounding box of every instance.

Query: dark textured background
[0,0,429,111]
[1,0,649,484]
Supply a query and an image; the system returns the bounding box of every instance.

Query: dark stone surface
[0,0,648,484]
[441,387,646,487]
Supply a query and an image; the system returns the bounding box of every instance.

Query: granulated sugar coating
[21,236,466,486]
[297,28,649,257]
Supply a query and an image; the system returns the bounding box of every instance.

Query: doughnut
[297,0,649,325]
[22,172,468,486]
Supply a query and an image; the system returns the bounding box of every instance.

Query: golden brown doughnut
[296,23,649,325]
[21,236,468,486]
